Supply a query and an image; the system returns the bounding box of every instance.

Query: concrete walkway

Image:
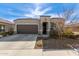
[0,49,43,56]
[0,49,78,56]
[43,49,78,56]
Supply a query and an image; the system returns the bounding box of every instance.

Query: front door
[42,22,48,34]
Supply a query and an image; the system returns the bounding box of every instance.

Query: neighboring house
[65,23,79,35]
[0,18,14,32]
[14,16,65,36]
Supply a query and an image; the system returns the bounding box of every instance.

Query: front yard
[35,36,79,49]
[34,37,43,49]
[43,38,79,49]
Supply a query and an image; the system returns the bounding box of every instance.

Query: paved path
[43,49,78,56]
[0,34,37,49]
[0,49,43,56]
[0,49,78,56]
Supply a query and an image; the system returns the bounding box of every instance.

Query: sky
[0,3,79,23]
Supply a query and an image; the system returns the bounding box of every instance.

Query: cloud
[50,14,61,18]
[24,3,52,18]
[24,14,35,18]
[1,3,79,23]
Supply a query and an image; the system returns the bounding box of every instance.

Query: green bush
[0,32,8,37]
[50,30,60,38]
[7,31,14,35]
[63,28,74,38]
[63,31,73,36]
[0,31,14,37]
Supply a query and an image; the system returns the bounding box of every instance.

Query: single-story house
[0,18,14,32]
[14,16,65,36]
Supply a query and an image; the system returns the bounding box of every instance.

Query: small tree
[50,23,59,38]
[53,5,78,40]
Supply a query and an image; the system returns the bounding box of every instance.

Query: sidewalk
[0,49,42,56]
[43,50,78,56]
[0,49,78,56]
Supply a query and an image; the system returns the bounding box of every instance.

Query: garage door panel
[17,25,38,34]
[17,30,38,34]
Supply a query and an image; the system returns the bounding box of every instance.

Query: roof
[65,23,79,27]
[40,15,50,17]
[14,18,39,21]
[51,18,65,22]
[14,17,65,22]
[0,18,14,24]
[51,17,65,20]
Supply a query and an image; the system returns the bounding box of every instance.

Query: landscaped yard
[35,37,79,49]
[34,37,43,49]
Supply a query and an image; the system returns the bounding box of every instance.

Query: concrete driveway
[0,34,78,56]
[0,34,37,50]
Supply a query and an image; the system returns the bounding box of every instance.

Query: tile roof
[0,18,14,24]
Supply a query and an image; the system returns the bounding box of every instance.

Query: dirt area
[35,36,79,49]
[43,37,79,49]
[34,37,43,49]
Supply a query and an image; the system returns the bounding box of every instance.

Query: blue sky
[0,3,79,23]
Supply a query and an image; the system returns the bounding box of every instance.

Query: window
[0,25,5,32]
[50,23,57,30]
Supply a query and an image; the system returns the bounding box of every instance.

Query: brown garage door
[17,25,38,34]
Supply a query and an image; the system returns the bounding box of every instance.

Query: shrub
[0,32,8,37]
[7,31,14,35]
[0,31,14,37]
[63,28,74,38]
[50,30,61,39]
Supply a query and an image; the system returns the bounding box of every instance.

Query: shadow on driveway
[0,34,37,42]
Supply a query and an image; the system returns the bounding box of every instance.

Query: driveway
[0,34,37,50]
[0,34,78,56]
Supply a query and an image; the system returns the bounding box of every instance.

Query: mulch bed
[43,37,79,49]
[34,37,43,49]
[35,36,79,49]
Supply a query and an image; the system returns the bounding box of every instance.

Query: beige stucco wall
[14,19,39,33]
[38,16,51,35]
[14,19,38,24]
[50,18,65,31]
[0,22,15,32]
[40,16,50,22]
[5,24,14,32]
[50,18,64,26]
[14,17,65,35]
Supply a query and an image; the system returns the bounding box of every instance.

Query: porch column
[47,20,51,36]
[14,24,17,34]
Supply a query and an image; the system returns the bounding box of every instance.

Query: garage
[17,25,38,34]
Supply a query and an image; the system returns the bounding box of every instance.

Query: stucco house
[14,16,65,37]
[65,23,79,35]
[0,18,14,32]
